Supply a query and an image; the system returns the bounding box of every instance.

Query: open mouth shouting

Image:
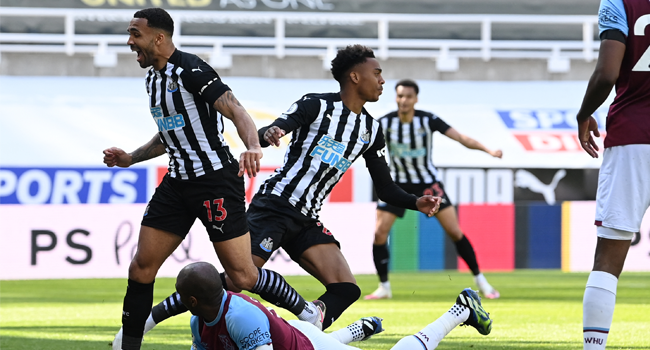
[131,46,144,63]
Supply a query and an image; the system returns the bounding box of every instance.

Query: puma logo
[515,169,566,205]
[212,224,224,233]
[192,67,202,72]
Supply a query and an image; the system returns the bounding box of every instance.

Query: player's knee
[447,229,464,242]
[127,258,158,283]
[227,267,257,291]
[327,282,361,304]
[373,230,389,244]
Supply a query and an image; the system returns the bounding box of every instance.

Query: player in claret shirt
[576,0,650,348]
[177,261,492,350]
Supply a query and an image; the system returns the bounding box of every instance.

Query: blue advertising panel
[497,109,607,130]
[0,167,148,204]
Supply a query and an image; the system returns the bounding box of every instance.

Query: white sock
[583,271,618,349]
[391,303,469,350]
[391,335,428,350]
[144,313,156,334]
[381,281,391,290]
[329,321,364,344]
[474,273,492,290]
[297,302,319,324]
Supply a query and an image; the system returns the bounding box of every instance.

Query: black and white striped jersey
[257,93,387,219]
[145,49,234,180]
[379,110,451,184]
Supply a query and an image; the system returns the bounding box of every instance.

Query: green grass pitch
[1,270,649,349]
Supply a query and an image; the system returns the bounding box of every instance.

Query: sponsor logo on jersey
[150,106,186,132]
[389,143,426,158]
[240,327,271,349]
[0,167,147,205]
[167,80,179,92]
[260,237,273,252]
[310,134,352,173]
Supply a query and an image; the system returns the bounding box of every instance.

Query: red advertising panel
[457,204,515,271]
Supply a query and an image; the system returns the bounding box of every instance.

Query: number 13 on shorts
[203,198,228,221]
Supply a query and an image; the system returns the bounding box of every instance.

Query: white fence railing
[0,7,599,72]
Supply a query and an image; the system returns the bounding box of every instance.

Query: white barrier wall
[562,202,650,272]
[0,202,376,280]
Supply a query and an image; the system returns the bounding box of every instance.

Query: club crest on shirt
[260,237,274,252]
[219,335,235,350]
[359,129,371,144]
[167,79,179,93]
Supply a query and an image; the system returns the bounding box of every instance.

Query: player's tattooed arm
[103,134,165,168]
[213,91,263,178]
[130,134,166,165]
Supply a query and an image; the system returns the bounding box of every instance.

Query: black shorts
[377,181,452,217]
[141,162,248,242]
[248,194,340,262]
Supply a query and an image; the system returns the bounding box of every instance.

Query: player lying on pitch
[175,261,492,350]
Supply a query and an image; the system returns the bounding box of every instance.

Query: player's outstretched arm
[444,128,502,158]
[576,38,625,158]
[102,133,165,168]
[214,90,263,178]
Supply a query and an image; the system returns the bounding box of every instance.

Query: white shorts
[288,320,360,350]
[595,144,650,239]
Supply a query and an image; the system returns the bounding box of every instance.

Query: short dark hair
[330,45,376,83]
[134,8,174,37]
[395,79,419,95]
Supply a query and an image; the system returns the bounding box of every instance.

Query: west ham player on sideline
[365,79,502,301]
[576,0,650,349]
[136,45,440,336]
[106,8,324,350]
[176,261,492,350]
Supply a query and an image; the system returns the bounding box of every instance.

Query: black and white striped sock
[251,267,306,316]
[151,291,188,324]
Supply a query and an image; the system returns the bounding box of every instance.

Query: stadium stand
[0,0,600,79]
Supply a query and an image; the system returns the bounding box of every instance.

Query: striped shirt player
[254,92,409,220]
[379,110,450,185]
[247,87,438,330]
[146,49,233,179]
[107,9,320,350]
[365,79,502,302]
[243,45,440,332]
[578,0,650,349]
